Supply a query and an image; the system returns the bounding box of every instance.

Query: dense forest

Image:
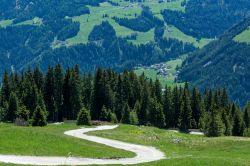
[0,66,249,137]
[178,18,250,107]
[162,0,250,39]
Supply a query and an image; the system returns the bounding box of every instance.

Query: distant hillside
[178,18,250,106]
[0,0,250,77]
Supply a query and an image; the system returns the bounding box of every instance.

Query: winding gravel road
[0,125,165,165]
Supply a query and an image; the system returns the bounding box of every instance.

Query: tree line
[0,65,249,137]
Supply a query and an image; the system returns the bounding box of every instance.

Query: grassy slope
[90,125,250,166]
[134,58,184,87]
[234,26,250,44]
[0,123,134,158]
[0,20,13,28]
[164,25,213,48]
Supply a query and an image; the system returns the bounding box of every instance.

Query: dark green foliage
[243,102,250,128]
[113,7,163,32]
[17,105,30,122]
[77,107,91,126]
[149,98,165,128]
[121,103,131,124]
[232,108,244,136]
[6,92,18,122]
[206,108,225,137]
[243,128,250,137]
[162,0,250,38]
[179,18,250,107]
[32,106,47,127]
[107,111,118,123]
[130,110,138,125]
[0,66,248,137]
[100,106,109,121]
[178,84,192,131]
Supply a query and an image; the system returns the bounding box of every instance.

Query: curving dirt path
[0,125,165,165]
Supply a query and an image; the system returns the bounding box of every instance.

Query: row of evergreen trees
[0,65,249,137]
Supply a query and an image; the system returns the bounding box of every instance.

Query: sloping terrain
[0,0,250,78]
[178,18,250,106]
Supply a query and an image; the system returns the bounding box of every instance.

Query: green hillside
[178,18,250,107]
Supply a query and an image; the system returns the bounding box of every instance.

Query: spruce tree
[1,71,10,106]
[243,102,250,128]
[149,98,165,128]
[138,84,149,125]
[54,65,64,121]
[232,108,244,136]
[121,103,131,124]
[178,88,192,131]
[163,86,173,128]
[17,105,30,122]
[100,106,109,121]
[77,107,91,126]
[6,92,18,122]
[154,79,162,103]
[107,111,118,123]
[130,110,139,125]
[32,106,47,127]
[206,108,225,137]
[191,88,203,128]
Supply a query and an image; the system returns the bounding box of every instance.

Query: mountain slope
[178,18,250,106]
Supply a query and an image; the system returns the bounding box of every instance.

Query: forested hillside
[178,18,250,107]
[1,0,250,78]
[1,66,250,136]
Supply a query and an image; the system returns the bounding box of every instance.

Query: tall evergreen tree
[154,79,162,103]
[232,108,244,136]
[163,86,173,128]
[121,103,131,124]
[54,65,64,121]
[206,107,225,137]
[243,102,250,128]
[178,86,192,131]
[32,106,47,127]
[1,71,10,106]
[77,107,91,126]
[149,98,165,128]
[6,92,18,122]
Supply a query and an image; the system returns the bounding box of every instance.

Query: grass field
[134,58,184,87]
[234,26,250,44]
[0,123,133,158]
[0,20,13,28]
[90,125,250,166]
[164,25,213,48]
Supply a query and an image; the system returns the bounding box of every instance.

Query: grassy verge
[0,123,134,158]
[90,124,250,166]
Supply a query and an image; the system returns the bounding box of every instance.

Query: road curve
[0,125,165,165]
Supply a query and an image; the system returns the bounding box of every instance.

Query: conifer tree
[32,106,47,126]
[232,108,243,136]
[6,92,18,122]
[191,88,203,128]
[138,84,149,125]
[91,68,104,120]
[100,106,109,121]
[62,68,71,120]
[121,103,131,124]
[178,87,192,131]
[130,110,139,125]
[17,105,30,122]
[149,98,165,128]
[243,102,250,128]
[70,67,83,119]
[1,71,10,106]
[77,107,91,126]
[54,65,64,121]
[107,111,118,123]
[163,86,173,128]
[206,108,225,137]
[154,79,162,103]
[172,86,181,128]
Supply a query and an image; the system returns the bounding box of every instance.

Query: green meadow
[91,125,250,166]
[234,26,250,44]
[0,123,133,158]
